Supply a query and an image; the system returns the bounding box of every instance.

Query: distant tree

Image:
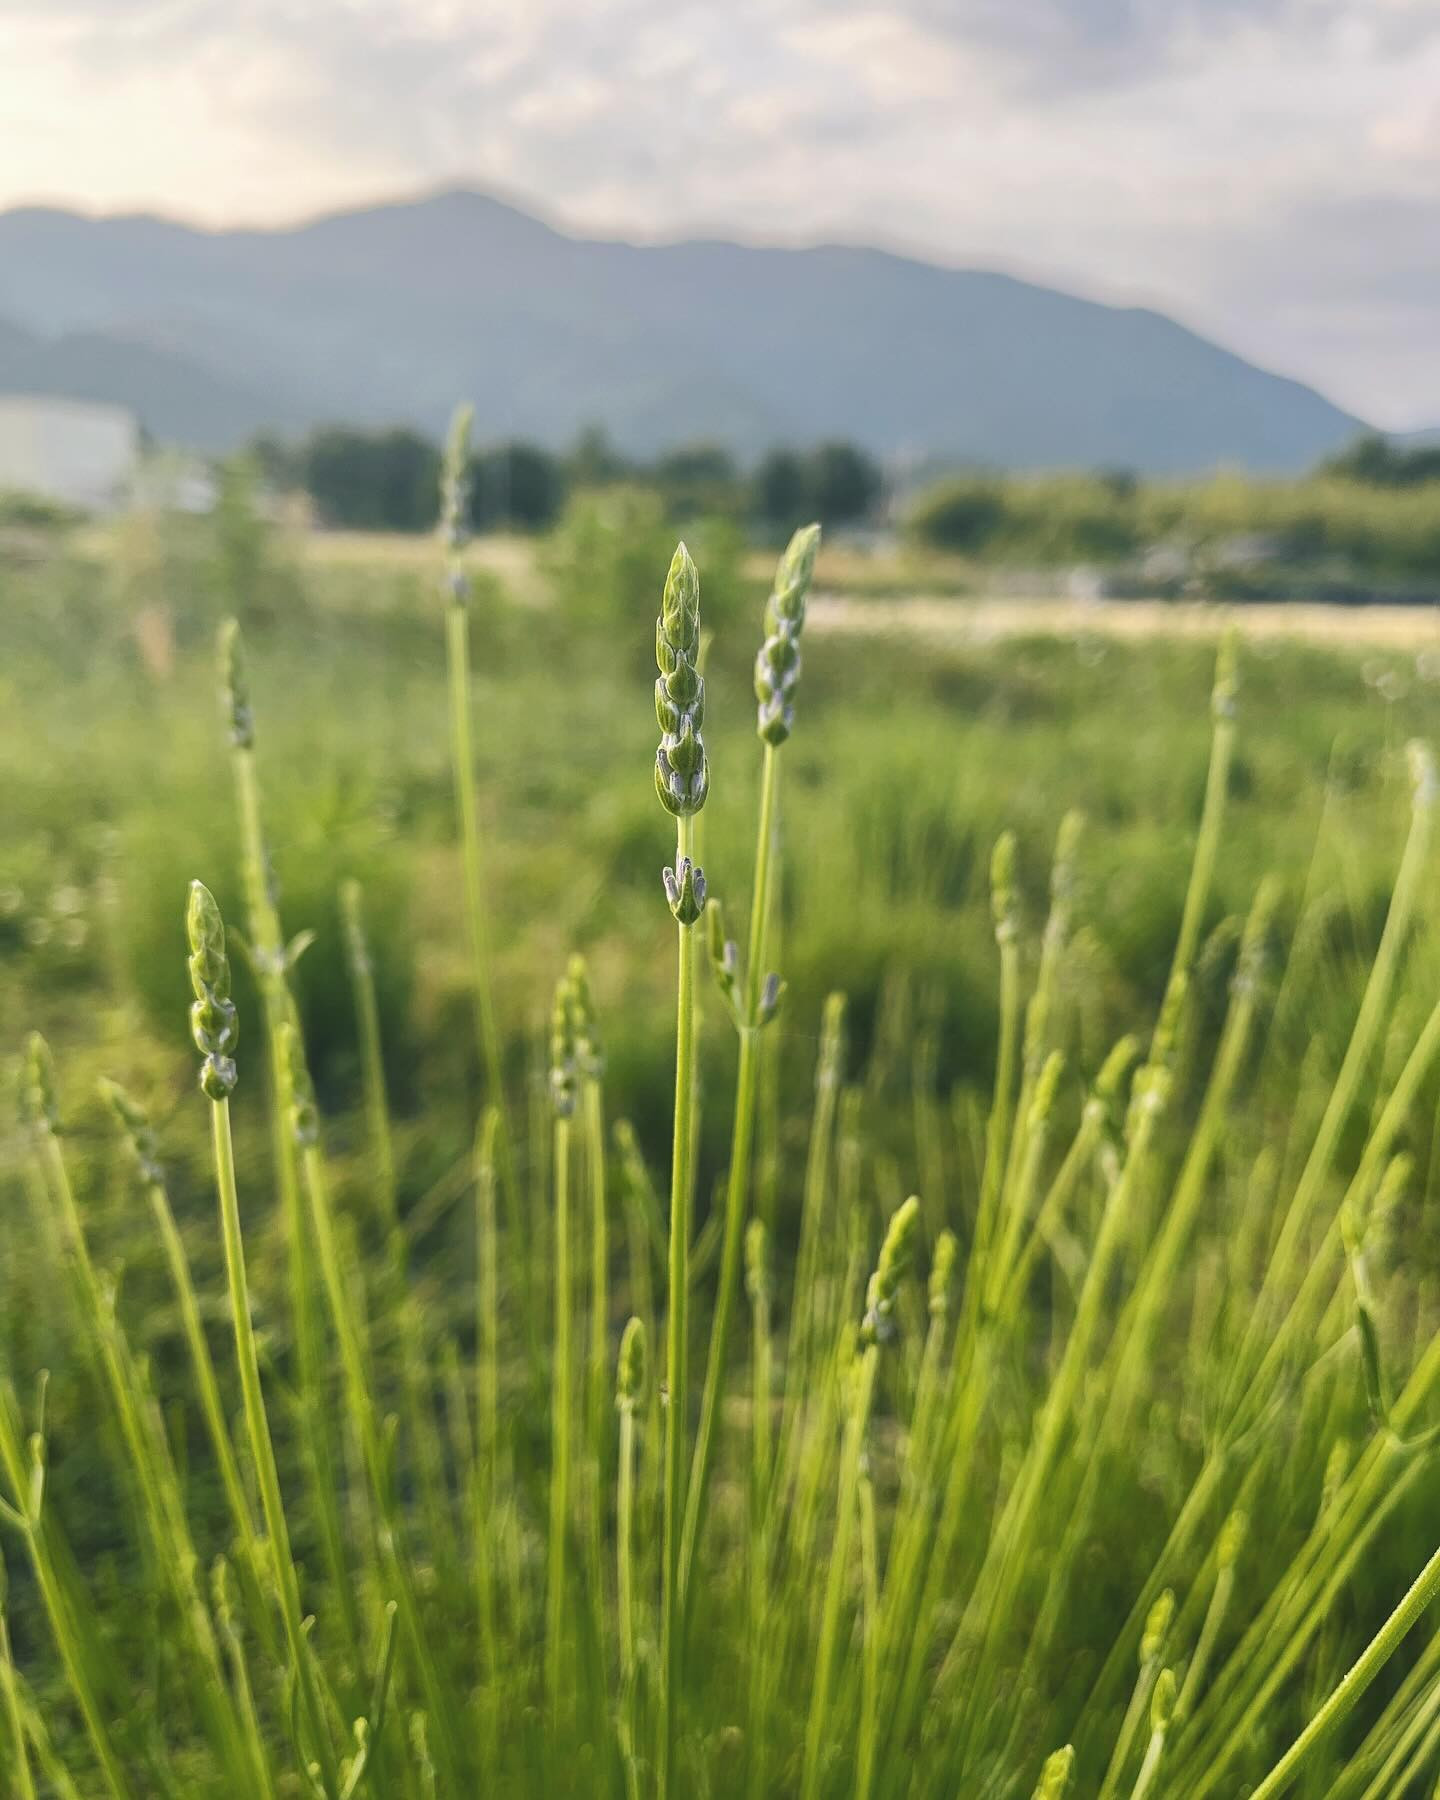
[567,424,631,489]
[0,489,80,531]
[753,448,810,530]
[247,432,302,493]
[1097,467,1139,501]
[1320,433,1440,488]
[653,442,744,519]
[469,441,566,531]
[302,427,440,531]
[907,477,1008,553]
[807,440,883,525]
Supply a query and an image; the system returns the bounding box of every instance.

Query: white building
[0,395,140,512]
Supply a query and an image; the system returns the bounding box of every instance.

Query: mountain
[0,316,304,449]
[0,189,1368,473]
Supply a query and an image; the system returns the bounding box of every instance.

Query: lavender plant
[14,510,1440,1800]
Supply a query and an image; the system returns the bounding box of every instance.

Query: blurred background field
[11,478,1440,1791]
[10,481,1440,1162]
[4,476,1438,1319]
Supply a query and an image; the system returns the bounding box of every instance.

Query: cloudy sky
[2,0,1438,426]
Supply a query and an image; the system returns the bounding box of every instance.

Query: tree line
[251,425,883,536]
[907,461,1440,583]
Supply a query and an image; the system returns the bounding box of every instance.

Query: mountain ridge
[0,186,1367,470]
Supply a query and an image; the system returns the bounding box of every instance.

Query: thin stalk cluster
[12,494,1440,1800]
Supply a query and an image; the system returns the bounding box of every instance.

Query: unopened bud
[1031,1746,1074,1799]
[616,1316,646,1411]
[186,881,238,1099]
[860,1195,920,1349]
[662,855,707,925]
[1141,1588,1174,1665]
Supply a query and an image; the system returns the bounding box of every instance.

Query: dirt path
[809,593,1440,651]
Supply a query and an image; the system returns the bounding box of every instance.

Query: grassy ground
[812,592,1440,649]
[7,513,1440,1795]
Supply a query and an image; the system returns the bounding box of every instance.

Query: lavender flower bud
[99,1079,164,1185]
[655,543,710,818]
[616,1316,646,1412]
[567,953,605,1078]
[440,404,474,606]
[1032,1747,1074,1800]
[860,1195,920,1349]
[755,522,821,746]
[278,1022,319,1147]
[219,619,254,750]
[22,1033,59,1135]
[186,882,239,1099]
[745,1219,770,1306]
[662,856,707,926]
[549,971,579,1118]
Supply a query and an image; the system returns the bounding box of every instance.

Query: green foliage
[303,425,442,531]
[541,485,751,653]
[1319,432,1440,489]
[907,474,1009,553]
[468,440,567,531]
[909,471,1145,563]
[266,420,884,543]
[753,440,884,532]
[807,439,884,525]
[910,467,1440,581]
[11,522,1440,1799]
[0,489,82,531]
[653,442,743,520]
[753,447,810,530]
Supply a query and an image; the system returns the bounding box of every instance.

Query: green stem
[474,1112,501,1764]
[777,996,846,1486]
[232,749,359,1662]
[682,743,780,1603]
[856,1464,881,1800]
[232,748,310,1331]
[801,1346,878,1800]
[968,932,1021,1312]
[1228,757,1433,1405]
[1248,1534,1440,1800]
[586,1077,610,1434]
[660,813,698,1800]
[547,1112,574,1720]
[340,879,398,1231]
[36,1135,253,1785]
[1015,951,1265,1699]
[943,1076,1170,1767]
[743,743,782,1019]
[143,1171,275,1656]
[746,1250,773,1800]
[617,1400,640,1800]
[295,1134,460,1789]
[617,1406,637,1682]
[1176,1570,1235,1732]
[0,1552,39,1800]
[1097,1658,1159,1800]
[998,1106,1102,1321]
[210,1099,338,1800]
[1128,1719,1170,1800]
[445,600,517,1206]
[0,1398,132,1800]
[1164,659,1236,1004]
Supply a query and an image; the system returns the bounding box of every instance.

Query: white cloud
[0,0,1436,423]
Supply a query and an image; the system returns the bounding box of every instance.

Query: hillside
[0,189,1366,471]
